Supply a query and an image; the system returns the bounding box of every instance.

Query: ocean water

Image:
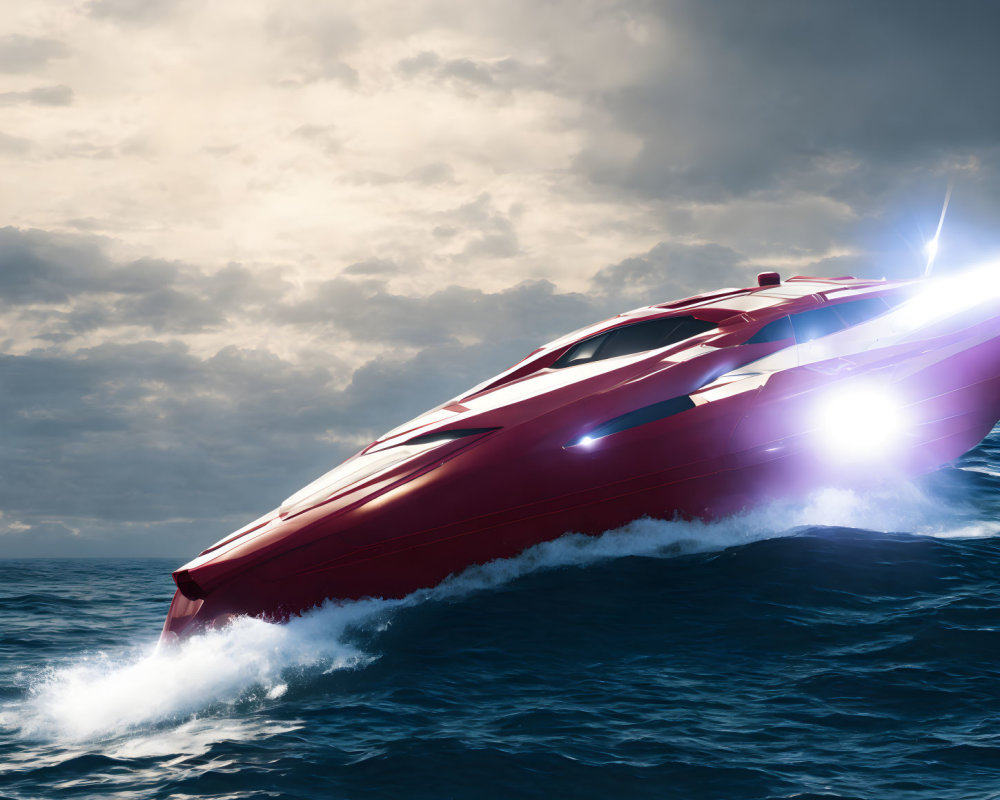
[2,435,1000,800]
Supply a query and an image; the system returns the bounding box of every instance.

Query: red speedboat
[162,271,1000,640]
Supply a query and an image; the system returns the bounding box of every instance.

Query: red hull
[162,273,1000,640]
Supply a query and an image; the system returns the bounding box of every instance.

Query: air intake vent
[567,396,695,447]
[403,427,499,446]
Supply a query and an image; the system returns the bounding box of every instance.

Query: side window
[790,307,845,343]
[598,317,715,359]
[831,297,888,326]
[555,332,610,367]
[746,316,793,344]
[553,316,716,369]
[745,297,895,350]
[597,317,683,360]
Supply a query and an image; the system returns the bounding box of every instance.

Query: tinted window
[791,307,845,343]
[745,297,897,350]
[746,316,793,344]
[831,297,888,326]
[553,316,716,368]
[557,333,609,367]
[600,317,716,359]
[598,318,678,359]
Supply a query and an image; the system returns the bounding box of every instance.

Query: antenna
[924,181,953,276]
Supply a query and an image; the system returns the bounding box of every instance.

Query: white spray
[3,479,996,746]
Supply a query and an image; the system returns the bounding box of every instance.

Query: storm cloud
[580,1,1000,201]
[0,223,740,554]
[2,0,999,555]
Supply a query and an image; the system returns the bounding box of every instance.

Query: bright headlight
[814,384,907,461]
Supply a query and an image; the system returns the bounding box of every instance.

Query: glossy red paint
[162,274,1000,640]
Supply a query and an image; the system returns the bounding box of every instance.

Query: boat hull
[162,316,1000,641]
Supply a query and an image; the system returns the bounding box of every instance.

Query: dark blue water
[3,435,1000,800]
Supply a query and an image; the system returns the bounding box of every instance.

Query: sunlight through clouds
[3,0,1000,554]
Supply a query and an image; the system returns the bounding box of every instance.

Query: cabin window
[830,297,888,326]
[746,316,793,344]
[790,307,846,343]
[552,316,716,369]
[555,332,610,367]
[746,296,897,348]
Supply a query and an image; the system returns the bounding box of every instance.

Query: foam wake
[6,479,996,745]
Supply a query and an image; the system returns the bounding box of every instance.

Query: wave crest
[5,480,995,744]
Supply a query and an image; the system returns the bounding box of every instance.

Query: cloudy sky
[3,0,1000,557]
